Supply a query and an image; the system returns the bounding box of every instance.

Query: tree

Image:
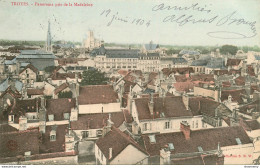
[80,69,109,86]
[58,91,72,98]
[220,45,238,55]
[44,66,56,73]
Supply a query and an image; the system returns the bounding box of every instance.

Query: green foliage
[220,45,238,55]
[44,66,56,73]
[58,91,73,98]
[80,69,109,86]
[44,96,52,99]
[201,49,210,54]
[165,49,181,55]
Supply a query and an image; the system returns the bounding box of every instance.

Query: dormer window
[8,115,14,122]
[48,114,54,121]
[168,143,174,151]
[50,134,56,141]
[50,126,57,141]
[64,113,70,120]
[149,135,156,143]
[236,138,242,145]
[198,146,203,152]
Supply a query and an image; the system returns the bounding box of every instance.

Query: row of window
[81,130,103,138]
[143,120,200,131]
[48,113,70,121]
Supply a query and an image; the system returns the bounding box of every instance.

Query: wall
[110,145,148,165]
[95,144,107,165]
[222,143,254,165]
[194,86,218,101]
[79,103,121,114]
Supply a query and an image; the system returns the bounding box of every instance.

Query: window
[101,153,103,161]
[149,135,156,143]
[168,143,174,150]
[198,146,203,152]
[64,113,70,120]
[236,138,242,145]
[50,130,56,141]
[98,148,100,156]
[27,74,29,78]
[96,130,103,136]
[24,151,31,156]
[82,131,89,138]
[9,115,14,122]
[196,120,198,128]
[143,123,150,131]
[48,115,54,121]
[165,121,170,129]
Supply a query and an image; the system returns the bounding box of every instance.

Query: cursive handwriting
[152,3,212,14]
[152,2,257,39]
[100,9,151,28]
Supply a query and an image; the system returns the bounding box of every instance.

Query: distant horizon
[0,39,260,49]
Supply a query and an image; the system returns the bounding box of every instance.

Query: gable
[110,144,148,165]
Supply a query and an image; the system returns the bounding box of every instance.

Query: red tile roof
[134,96,193,120]
[71,112,124,130]
[234,76,245,86]
[174,75,188,82]
[0,128,40,158]
[46,98,76,121]
[222,81,231,87]
[27,88,44,95]
[226,59,242,66]
[40,125,68,153]
[221,89,247,104]
[8,98,42,123]
[19,64,38,74]
[96,126,148,161]
[162,67,194,76]
[78,85,119,105]
[117,69,129,76]
[214,70,228,76]
[0,124,18,133]
[238,100,260,116]
[172,154,224,165]
[123,109,133,123]
[189,97,221,117]
[142,126,251,156]
[173,82,194,92]
[243,120,260,131]
[247,65,255,76]
[54,83,70,95]
[58,58,78,66]
[250,85,260,94]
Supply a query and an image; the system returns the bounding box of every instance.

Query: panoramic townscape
[0,21,260,165]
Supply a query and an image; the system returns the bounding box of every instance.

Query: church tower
[46,20,52,52]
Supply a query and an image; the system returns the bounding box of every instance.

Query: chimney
[76,82,80,97]
[109,148,113,159]
[160,148,171,165]
[182,94,189,110]
[19,116,27,131]
[36,98,39,112]
[148,94,154,117]
[180,121,191,140]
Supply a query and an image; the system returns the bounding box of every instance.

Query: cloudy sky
[0,0,259,46]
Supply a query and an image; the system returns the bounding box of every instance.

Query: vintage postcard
[0,0,260,166]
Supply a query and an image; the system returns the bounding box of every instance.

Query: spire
[46,20,52,52]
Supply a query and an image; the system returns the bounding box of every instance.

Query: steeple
[46,20,52,52]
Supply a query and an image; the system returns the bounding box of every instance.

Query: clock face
[6,140,18,151]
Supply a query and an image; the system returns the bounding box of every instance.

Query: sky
[0,0,260,46]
